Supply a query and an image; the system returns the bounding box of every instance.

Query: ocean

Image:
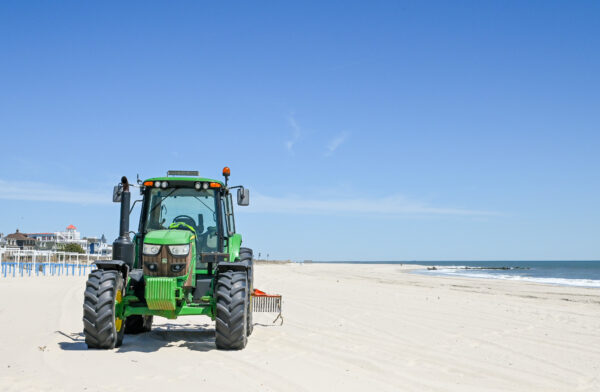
[310,260,600,288]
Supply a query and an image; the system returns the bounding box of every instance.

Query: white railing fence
[0,249,111,278]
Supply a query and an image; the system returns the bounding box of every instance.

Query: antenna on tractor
[222,166,231,186]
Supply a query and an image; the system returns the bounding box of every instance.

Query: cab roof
[144,176,224,186]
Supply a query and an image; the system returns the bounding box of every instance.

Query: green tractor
[83,169,254,350]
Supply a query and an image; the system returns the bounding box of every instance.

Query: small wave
[418,268,600,288]
[426,265,529,271]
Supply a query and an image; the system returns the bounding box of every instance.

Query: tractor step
[251,289,283,325]
[192,277,212,302]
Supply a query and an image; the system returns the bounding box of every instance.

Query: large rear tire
[83,270,125,349]
[240,247,254,336]
[125,315,153,334]
[215,270,248,350]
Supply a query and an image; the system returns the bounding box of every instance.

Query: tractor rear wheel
[215,270,248,350]
[83,270,125,349]
[125,315,153,334]
[240,247,254,336]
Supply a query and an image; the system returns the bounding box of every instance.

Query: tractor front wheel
[83,270,125,349]
[215,270,248,350]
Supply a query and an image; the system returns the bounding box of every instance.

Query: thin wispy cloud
[245,192,497,216]
[325,132,349,156]
[0,179,110,205]
[0,178,497,217]
[285,115,301,153]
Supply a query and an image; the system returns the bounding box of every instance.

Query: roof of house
[6,229,35,241]
[66,225,77,230]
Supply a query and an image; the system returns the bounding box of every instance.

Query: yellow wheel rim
[115,291,123,332]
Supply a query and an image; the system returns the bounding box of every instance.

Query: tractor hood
[143,229,194,245]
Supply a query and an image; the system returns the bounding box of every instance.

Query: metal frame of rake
[252,289,283,325]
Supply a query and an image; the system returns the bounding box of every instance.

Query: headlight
[202,182,209,190]
[168,244,190,256]
[143,243,161,255]
[146,263,158,272]
[161,181,168,189]
[171,264,186,273]
[194,182,201,190]
[154,181,161,188]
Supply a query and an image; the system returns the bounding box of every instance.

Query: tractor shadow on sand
[56,331,87,351]
[56,322,219,353]
[119,322,216,353]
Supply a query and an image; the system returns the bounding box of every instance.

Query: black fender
[216,259,251,273]
[94,260,129,280]
[215,260,252,303]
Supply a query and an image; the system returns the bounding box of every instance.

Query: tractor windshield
[143,187,219,252]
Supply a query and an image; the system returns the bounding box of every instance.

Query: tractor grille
[145,277,177,310]
[143,245,193,287]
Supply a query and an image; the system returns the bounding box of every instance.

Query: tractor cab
[139,179,224,273]
[135,170,247,274]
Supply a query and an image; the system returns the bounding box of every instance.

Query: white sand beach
[0,263,598,392]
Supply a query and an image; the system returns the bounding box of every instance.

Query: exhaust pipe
[113,176,134,269]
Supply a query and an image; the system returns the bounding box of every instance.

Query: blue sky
[0,1,598,260]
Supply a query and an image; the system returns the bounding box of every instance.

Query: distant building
[56,225,85,244]
[2,225,112,255]
[27,232,57,250]
[28,225,90,253]
[6,229,36,250]
[0,233,14,249]
[86,234,111,255]
[28,232,56,242]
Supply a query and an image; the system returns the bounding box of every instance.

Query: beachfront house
[85,234,111,255]
[27,232,57,250]
[28,225,89,252]
[6,230,37,250]
[0,234,14,249]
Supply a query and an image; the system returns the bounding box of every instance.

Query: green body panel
[145,277,178,310]
[143,229,193,245]
[228,233,242,261]
[124,303,213,319]
[142,230,196,293]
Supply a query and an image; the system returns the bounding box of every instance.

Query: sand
[0,263,598,391]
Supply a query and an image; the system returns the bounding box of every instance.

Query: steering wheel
[171,215,197,233]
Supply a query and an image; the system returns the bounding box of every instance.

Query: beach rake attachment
[252,289,283,325]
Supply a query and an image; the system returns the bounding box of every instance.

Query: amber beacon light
[222,166,231,185]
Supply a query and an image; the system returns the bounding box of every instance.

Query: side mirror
[113,185,123,203]
[237,188,250,206]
